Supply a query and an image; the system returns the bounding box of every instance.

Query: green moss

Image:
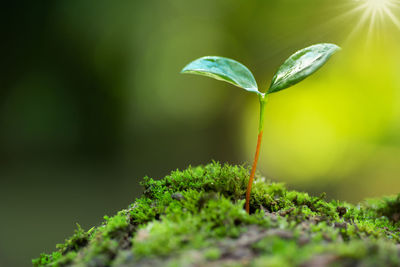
[33,162,400,267]
[204,247,221,260]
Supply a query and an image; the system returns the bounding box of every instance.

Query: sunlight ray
[344,6,372,43]
[348,0,400,42]
[383,5,400,29]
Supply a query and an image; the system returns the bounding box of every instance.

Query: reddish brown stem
[245,130,264,213]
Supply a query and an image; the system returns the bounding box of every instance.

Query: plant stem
[245,94,268,213]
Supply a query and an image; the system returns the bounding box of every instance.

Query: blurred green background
[1,0,400,266]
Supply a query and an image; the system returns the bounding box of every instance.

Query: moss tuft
[33,162,400,267]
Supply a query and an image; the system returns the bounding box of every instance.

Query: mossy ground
[33,162,400,267]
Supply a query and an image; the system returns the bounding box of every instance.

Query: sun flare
[357,0,400,29]
[343,0,400,42]
[364,0,391,11]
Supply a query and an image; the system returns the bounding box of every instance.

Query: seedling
[181,43,340,213]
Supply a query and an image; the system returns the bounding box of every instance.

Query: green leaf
[181,56,260,95]
[268,43,341,94]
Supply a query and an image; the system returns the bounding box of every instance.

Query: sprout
[181,43,341,213]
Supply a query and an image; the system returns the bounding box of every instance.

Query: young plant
[181,43,340,213]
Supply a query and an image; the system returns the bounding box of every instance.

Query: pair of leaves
[181,43,340,95]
